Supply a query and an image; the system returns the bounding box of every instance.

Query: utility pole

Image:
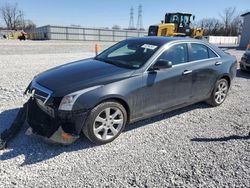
[128,7,135,30]
[136,4,143,30]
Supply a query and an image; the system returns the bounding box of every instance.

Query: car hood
[34,59,135,96]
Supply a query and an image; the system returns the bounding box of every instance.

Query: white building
[240,12,250,49]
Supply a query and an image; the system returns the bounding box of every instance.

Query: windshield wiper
[95,57,114,65]
[95,57,134,69]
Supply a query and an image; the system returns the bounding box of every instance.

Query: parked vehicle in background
[25,37,237,145]
[240,44,250,71]
[18,32,26,41]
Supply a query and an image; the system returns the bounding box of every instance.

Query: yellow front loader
[148,12,203,39]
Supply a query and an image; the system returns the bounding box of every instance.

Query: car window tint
[190,43,209,61]
[208,48,218,58]
[108,44,136,57]
[159,43,188,65]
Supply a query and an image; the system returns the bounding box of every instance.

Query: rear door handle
[183,70,192,75]
[215,61,222,66]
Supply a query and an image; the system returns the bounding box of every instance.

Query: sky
[0,0,249,29]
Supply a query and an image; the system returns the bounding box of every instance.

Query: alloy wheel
[214,80,228,104]
[93,107,124,141]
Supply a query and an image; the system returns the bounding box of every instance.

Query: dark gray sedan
[26,37,237,145]
[240,46,250,71]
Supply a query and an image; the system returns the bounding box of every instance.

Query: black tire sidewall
[83,101,127,144]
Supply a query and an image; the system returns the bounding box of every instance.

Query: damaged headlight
[59,85,103,111]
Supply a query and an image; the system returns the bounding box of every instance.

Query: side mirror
[150,59,172,71]
[193,15,195,21]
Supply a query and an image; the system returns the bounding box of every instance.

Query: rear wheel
[83,101,127,144]
[207,78,229,107]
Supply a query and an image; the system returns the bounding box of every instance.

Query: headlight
[59,85,103,111]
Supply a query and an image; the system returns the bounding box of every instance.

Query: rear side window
[159,43,188,65]
[208,48,218,58]
[190,43,209,61]
[190,43,219,61]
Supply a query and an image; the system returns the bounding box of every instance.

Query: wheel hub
[215,81,228,104]
[93,107,124,140]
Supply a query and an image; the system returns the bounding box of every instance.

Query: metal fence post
[83,28,85,41]
[98,29,101,41]
[66,27,69,40]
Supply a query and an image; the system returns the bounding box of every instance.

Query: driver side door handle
[215,61,222,66]
[183,70,193,75]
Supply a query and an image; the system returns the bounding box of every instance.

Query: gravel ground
[0,40,249,187]
[0,40,115,55]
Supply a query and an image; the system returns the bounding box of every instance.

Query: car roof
[126,36,200,46]
[126,36,226,58]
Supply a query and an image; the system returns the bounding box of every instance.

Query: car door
[188,43,221,101]
[141,43,193,116]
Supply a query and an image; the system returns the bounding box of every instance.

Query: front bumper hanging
[26,98,88,145]
[26,126,79,145]
[0,98,88,150]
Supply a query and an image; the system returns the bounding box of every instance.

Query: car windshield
[95,40,161,69]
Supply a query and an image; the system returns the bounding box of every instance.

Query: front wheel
[206,78,229,107]
[83,101,127,144]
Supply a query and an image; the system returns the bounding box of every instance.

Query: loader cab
[165,13,193,35]
[148,25,159,36]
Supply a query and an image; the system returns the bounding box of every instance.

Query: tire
[83,101,127,144]
[206,78,229,107]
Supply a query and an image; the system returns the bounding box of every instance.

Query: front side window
[95,40,160,69]
[158,43,188,66]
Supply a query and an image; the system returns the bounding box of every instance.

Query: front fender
[72,74,143,118]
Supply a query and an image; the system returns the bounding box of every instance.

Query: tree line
[0,3,246,36]
[196,7,244,36]
[0,3,36,31]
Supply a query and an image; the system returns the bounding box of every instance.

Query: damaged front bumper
[26,98,88,145]
[25,126,79,145]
